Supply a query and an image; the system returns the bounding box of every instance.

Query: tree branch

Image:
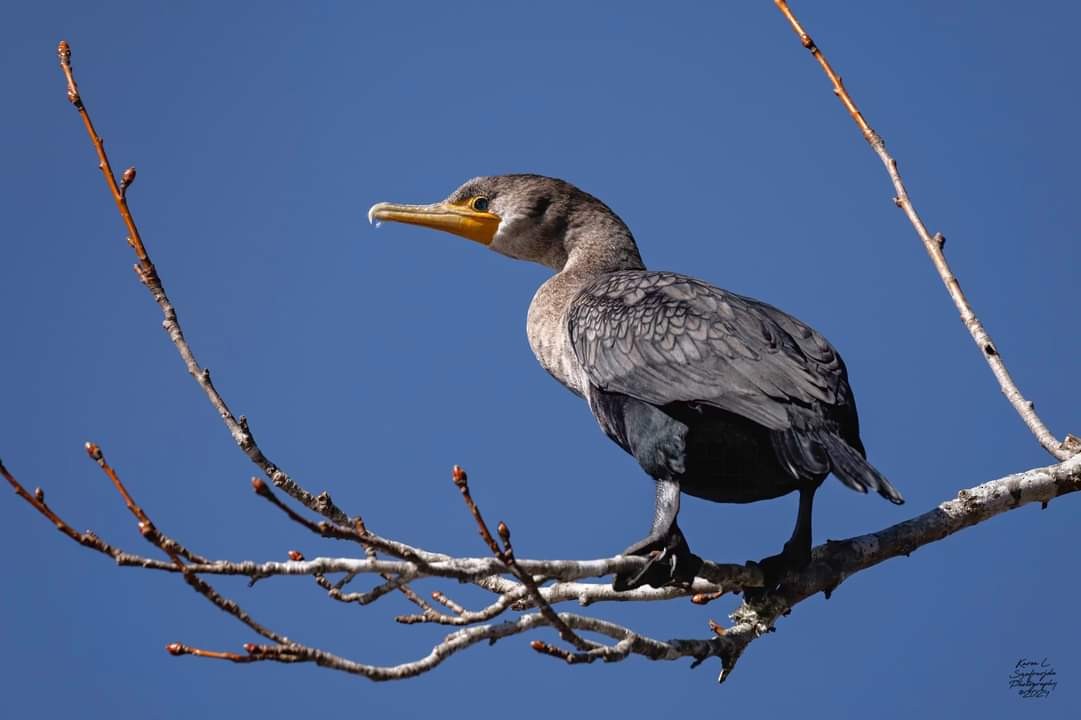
[773,0,1079,462]
[56,42,359,523]
[8,439,1079,681]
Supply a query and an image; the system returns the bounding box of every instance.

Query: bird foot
[613,529,703,591]
[745,541,811,601]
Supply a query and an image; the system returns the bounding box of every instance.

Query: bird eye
[471,196,490,212]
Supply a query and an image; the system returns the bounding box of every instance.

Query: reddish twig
[430,591,466,615]
[772,1,1077,461]
[80,443,291,644]
[0,458,175,570]
[56,40,354,523]
[84,442,207,564]
[249,477,438,563]
[451,466,597,652]
[57,42,150,268]
[530,637,634,665]
[166,643,260,663]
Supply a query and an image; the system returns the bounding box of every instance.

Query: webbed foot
[745,537,812,600]
[613,524,703,591]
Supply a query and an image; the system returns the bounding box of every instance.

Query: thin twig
[173,611,725,680]
[452,466,598,651]
[530,637,635,665]
[56,40,355,523]
[167,643,262,663]
[80,442,292,644]
[0,458,176,570]
[249,477,440,563]
[773,1,1076,461]
[84,442,207,564]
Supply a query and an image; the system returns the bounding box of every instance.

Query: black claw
[746,541,813,600]
[613,527,702,590]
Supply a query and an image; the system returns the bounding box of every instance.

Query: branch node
[451,464,467,489]
[530,640,575,663]
[119,166,136,197]
[933,232,946,249]
[84,441,103,463]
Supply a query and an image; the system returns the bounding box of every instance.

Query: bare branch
[173,611,727,680]
[452,465,598,651]
[8,412,1080,681]
[84,442,208,565]
[0,458,175,570]
[711,451,1081,681]
[78,443,295,645]
[772,1,1077,461]
[56,40,355,523]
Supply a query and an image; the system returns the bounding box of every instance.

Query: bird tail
[771,427,904,505]
[820,432,904,505]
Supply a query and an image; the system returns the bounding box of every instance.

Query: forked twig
[773,0,1078,461]
[451,466,599,653]
[81,443,292,645]
[0,458,175,570]
[84,442,208,564]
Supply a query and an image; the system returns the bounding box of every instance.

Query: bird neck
[527,270,593,397]
[562,224,646,276]
[526,228,644,397]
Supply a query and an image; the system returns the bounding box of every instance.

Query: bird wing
[567,271,853,432]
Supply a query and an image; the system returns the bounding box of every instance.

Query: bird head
[369,174,642,272]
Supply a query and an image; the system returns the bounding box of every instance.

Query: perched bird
[370,174,903,590]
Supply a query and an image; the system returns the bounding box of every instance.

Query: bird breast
[526,271,593,398]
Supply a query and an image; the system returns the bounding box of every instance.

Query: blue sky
[2,1,1078,717]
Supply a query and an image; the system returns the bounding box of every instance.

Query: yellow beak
[368,200,500,246]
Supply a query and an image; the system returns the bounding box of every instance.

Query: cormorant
[369,174,903,590]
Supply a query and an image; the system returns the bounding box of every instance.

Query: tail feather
[771,427,829,481]
[771,426,904,505]
[820,431,904,504]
